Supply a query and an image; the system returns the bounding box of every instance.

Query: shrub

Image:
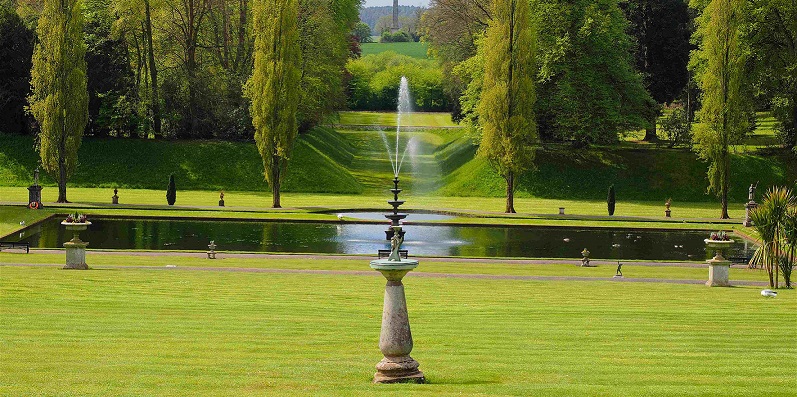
[345,52,446,111]
[661,106,692,148]
[607,184,616,216]
[166,174,176,205]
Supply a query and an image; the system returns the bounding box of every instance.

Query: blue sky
[363,0,429,7]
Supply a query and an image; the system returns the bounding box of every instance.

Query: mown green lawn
[360,41,430,59]
[0,264,793,396]
[0,253,773,282]
[337,111,456,128]
[0,190,754,241]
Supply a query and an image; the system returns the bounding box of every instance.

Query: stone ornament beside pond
[61,213,90,270]
[704,232,733,287]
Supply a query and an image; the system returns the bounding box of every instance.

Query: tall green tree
[477,0,537,213]
[621,0,692,141]
[0,3,34,135]
[535,0,652,144]
[745,0,796,151]
[28,0,88,203]
[245,0,300,208]
[690,0,749,219]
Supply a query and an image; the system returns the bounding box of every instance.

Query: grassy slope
[336,111,457,127]
[360,41,429,59]
[0,128,362,194]
[0,265,793,396]
[440,144,797,203]
[1,123,794,203]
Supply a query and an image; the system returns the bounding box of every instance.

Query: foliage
[690,0,750,219]
[421,0,490,119]
[620,0,692,141]
[534,0,653,145]
[166,174,176,205]
[380,30,411,42]
[296,0,356,131]
[745,0,796,151]
[246,0,301,208]
[749,187,796,288]
[477,0,538,213]
[620,0,692,104]
[0,3,34,135]
[345,51,446,111]
[28,0,88,203]
[83,0,137,138]
[359,5,423,30]
[660,105,693,147]
[352,21,372,43]
[607,184,616,215]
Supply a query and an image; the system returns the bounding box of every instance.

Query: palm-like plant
[749,187,795,288]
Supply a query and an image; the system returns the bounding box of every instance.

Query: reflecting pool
[12,217,753,261]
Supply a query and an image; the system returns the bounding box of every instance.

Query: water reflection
[13,218,754,261]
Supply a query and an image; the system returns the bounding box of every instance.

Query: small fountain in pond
[369,76,425,384]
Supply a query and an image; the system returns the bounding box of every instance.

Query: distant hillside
[359,6,423,30]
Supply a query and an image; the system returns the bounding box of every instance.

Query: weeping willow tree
[245,0,301,208]
[690,0,749,219]
[749,187,796,289]
[477,0,538,213]
[28,0,88,203]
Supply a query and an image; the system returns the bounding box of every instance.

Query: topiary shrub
[607,184,616,216]
[166,174,176,205]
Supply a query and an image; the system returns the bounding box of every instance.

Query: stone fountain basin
[370,259,419,271]
[61,221,92,231]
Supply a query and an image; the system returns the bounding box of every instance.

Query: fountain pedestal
[370,258,425,384]
[62,222,91,270]
[704,239,732,287]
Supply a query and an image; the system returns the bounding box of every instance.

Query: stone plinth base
[706,259,730,287]
[374,356,425,384]
[64,241,89,270]
[743,201,757,227]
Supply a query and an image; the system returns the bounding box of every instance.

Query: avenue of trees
[0,0,794,211]
[422,0,795,214]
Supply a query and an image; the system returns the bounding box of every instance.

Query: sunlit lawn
[0,264,793,396]
[360,41,430,59]
[337,111,457,128]
[0,253,774,282]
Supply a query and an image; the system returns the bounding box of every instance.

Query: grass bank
[360,41,429,59]
[2,125,793,202]
[0,264,793,396]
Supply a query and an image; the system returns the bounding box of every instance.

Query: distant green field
[361,41,429,59]
[337,111,456,127]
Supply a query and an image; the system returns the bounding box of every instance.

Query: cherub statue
[388,229,403,261]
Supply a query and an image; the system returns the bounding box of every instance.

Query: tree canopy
[28,0,88,203]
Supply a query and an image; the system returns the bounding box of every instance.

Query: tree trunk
[643,103,659,141]
[643,124,658,141]
[144,0,161,137]
[57,153,68,203]
[505,171,516,213]
[271,154,281,208]
[720,151,729,219]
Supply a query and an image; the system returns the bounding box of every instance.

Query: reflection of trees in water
[16,218,754,260]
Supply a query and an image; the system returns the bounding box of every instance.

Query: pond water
[12,217,755,261]
[337,212,455,221]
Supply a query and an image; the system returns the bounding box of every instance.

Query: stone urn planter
[61,221,91,270]
[704,238,733,287]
